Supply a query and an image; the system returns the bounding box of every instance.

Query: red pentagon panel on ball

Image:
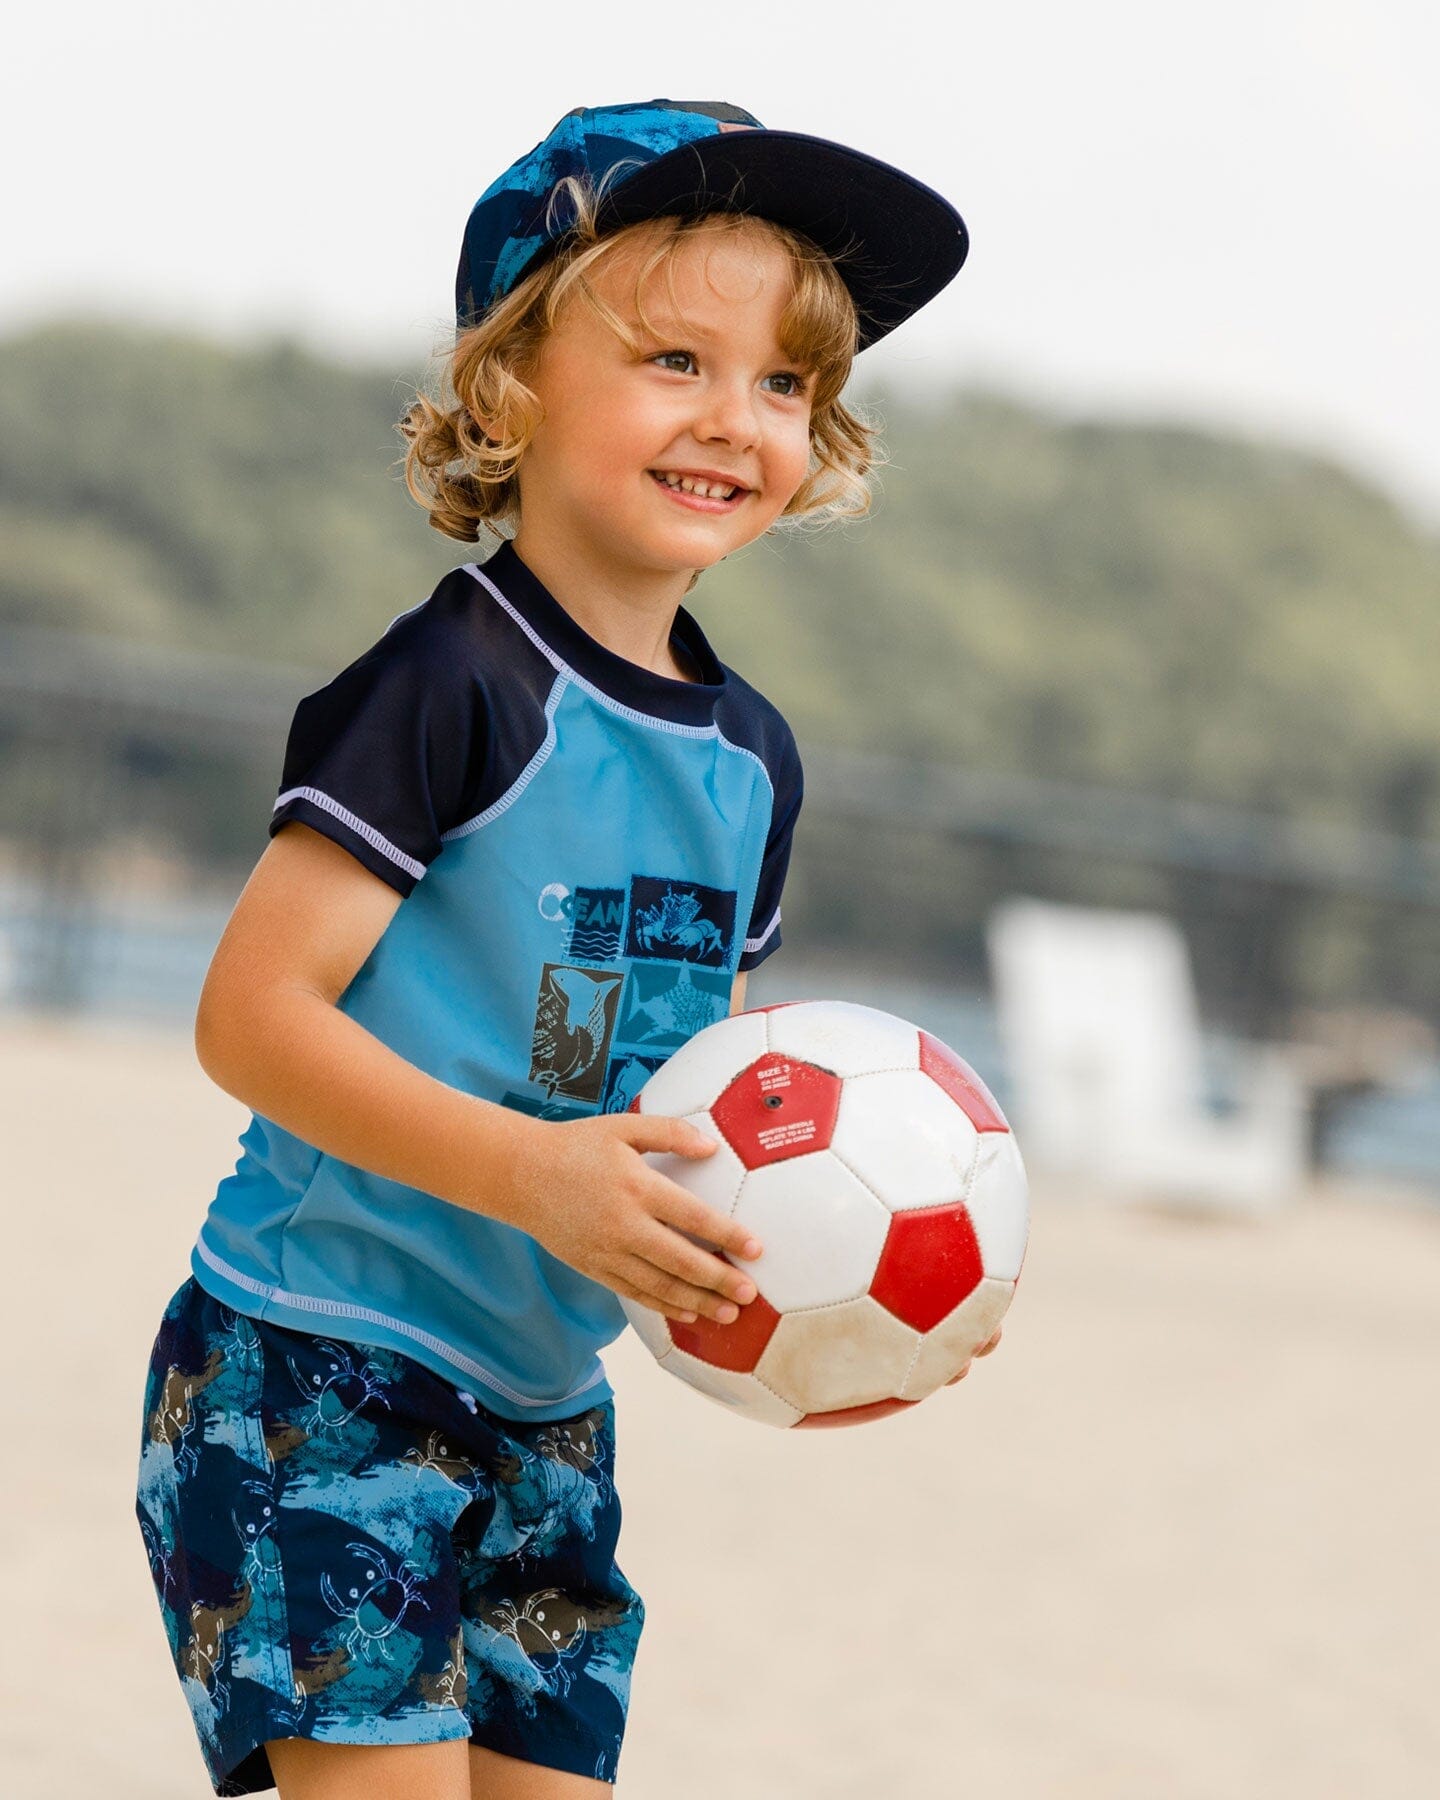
[918,1029,1009,1133]
[710,1056,842,1169]
[794,1396,919,1429]
[870,1203,985,1332]
[669,1291,782,1372]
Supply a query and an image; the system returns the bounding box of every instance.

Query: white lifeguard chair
[986,897,1309,1211]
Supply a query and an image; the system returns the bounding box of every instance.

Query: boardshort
[134,1275,643,1795]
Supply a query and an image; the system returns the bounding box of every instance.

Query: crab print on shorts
[135,1277,643,1797]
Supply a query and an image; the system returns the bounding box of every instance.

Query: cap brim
[591,128,968,351]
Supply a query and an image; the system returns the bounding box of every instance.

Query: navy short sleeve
[268,611,486,899]
[737,725,803,971]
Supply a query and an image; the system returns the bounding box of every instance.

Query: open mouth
[648,469,749,506]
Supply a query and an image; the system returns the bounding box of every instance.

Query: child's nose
[694,383,759,449]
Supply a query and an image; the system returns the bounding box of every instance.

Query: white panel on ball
[766,1000,921,1078]
[733,1152,890,1312]
[662,1346,804,1428]
[900,1277,1014,1401]
[637,1012,770,1119]
[831,1068,980,1212]
[755,1295,922,1413]
[964,1132,1031,1279]
[640,1109,747,1219]
[618,1294,675,1362]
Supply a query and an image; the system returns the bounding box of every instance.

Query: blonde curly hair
[396,169,886,569]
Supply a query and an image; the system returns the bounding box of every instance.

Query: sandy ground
[3,1010,1438,1800]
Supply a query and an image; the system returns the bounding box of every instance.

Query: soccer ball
[620,1000,1029,1428]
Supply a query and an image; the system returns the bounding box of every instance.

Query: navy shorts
[134,1276,643,1795]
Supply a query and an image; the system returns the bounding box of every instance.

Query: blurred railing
[4,622,1439,1193]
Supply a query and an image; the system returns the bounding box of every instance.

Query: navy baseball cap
[455,98,968,351]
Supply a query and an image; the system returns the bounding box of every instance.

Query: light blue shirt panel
[199,1111,327,1280]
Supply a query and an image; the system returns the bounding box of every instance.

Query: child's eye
[764,370,809,399]
[650,350,697,375]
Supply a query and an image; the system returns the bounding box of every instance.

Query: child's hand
[944,1326,1003,1386]
[503,1112,763,1326]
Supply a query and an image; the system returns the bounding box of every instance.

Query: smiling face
[511,220,816,593]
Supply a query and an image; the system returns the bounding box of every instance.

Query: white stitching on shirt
[463,561,719,739]
[713,722,774,796]
[273,786,426,881]
[442,673,566,840]
[192,1231,608,1411]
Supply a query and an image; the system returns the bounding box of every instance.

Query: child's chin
[688,521,769,564]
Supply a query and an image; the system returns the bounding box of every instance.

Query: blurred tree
[3,319,1438,844]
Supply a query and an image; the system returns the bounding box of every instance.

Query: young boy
[134,99,971,1799]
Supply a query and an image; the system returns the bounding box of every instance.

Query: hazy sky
[6,0,1437,523]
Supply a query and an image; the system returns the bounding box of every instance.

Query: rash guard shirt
[188,538,803,1421]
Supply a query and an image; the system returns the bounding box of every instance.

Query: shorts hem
[212,1708,474,1796]
[467,1723,623,1787]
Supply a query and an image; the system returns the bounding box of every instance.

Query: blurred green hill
[5,318,1438,838]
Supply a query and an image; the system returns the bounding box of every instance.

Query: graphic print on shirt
[615,962,730,1049]
[566,886,627,961]
[600,1051,668,1113]
[624,875,735,967]
[498,1089,591,1123]
[529,963,625,1102]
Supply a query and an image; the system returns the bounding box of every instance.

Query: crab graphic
[633,886,726,961]
[534,1409,614,1514]
[179,1582,253,1716]
[534,1411,610,1489]
[320,1542,431,1665]
[401,1430,484,1497]
[181,1602,231,1717]
[149,1348,224,1480]
[140,1514,178,1604]
[285,1341,391,1439]
[232,1476,283,1594]
[414,1624,469,1710]
[481,1590,589,1698]
[217,1305,264,1380]
[477,1587,631,1699]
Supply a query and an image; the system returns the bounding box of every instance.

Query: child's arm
[195,822,761,1327]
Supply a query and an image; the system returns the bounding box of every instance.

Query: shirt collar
[473,538,728,727]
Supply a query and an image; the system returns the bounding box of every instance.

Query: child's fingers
[628,1289,700,1325]
[945,1328,1004,1385]
[616,1251,744,1325]
[620,1112,720,1161]
[649,1181,764,1262]
[632,1221,758,1314]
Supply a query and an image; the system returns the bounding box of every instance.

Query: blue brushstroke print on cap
[456,100,763,328]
